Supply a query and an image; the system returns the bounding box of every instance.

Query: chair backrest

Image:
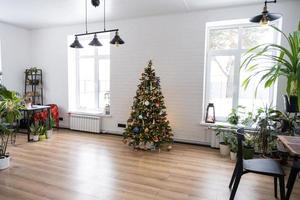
[236,128,245,168]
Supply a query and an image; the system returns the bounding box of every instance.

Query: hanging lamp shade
[250,2,281,25]
[110,31,125,46]
[89,34,103,46]
[70,36,83,48]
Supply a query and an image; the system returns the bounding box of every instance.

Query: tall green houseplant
[241,21,300,107]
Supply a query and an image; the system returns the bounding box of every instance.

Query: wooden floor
[0,130,299,200]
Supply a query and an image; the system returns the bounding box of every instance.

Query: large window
[68,34,110,114]
[203,19,281,121]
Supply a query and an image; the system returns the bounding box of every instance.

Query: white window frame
[203,19,281,122]
[73,34,110,113]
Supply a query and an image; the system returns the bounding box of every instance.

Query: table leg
[27,111,31,142]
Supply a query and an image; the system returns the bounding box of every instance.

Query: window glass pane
[208,56,235,120]
[241,26,275,49]
[98,38,110,56]
[79,58,95,109]
[209,28,238,50]
[99,59,110,109]
[239,55,271,112]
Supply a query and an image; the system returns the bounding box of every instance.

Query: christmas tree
[123,60,173,150]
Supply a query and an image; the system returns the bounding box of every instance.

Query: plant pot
[230,152,237,161]
[219,143,230,156]
[46,129,53,139]
[243,147,255,160]
[0,155,10,170]
[32,135,39,142]
[39,134,46,141]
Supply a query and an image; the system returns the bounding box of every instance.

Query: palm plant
[241,21,300,107]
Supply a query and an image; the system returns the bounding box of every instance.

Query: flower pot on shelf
[219,142,230,156]
[32,135,39,142]
[46,129,53,139]
[230,152,237,161]
[243,147,255,160]
[0,155,10,170]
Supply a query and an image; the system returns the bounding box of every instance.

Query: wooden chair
[229,128,285,200]
[286,160,300,200]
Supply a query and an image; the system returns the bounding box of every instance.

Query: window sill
[69,110,112,118]
[200,121,258,133]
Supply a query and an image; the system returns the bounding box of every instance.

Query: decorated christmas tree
[123,60,173,150]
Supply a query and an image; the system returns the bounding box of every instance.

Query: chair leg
[274,177,278,198]
[279,176,285,200]
[230,174,242,200]
[229,164,238,189]
[286,169,298,200]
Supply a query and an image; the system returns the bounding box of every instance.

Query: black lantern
[205,103,215,123]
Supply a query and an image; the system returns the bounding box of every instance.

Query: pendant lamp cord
[104,0,106,31]
[85,0,88,34]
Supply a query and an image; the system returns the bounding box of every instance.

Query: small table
[277,135,300,199]
[21,105,51,142]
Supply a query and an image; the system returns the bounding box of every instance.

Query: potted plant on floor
[39,125,47,141]
[215,126,232,156]
[30,124,40,142]
[243,133,255,159]
[46,116,55,139]
[241,21,300,109]
[0,87,23,170]
[228,134,238,161]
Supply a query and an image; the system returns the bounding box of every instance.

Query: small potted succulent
[243,133,255,159]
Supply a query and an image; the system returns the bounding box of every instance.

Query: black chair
[286,160,300,200]
[229,128,285,200]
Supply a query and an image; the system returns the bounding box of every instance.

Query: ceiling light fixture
[70,0,124,48]
[250,0,281,26]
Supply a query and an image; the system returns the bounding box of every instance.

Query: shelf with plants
[24,67,43,105]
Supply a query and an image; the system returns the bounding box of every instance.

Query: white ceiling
[0,0,287,29]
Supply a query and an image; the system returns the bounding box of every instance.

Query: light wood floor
[0,130,299,200]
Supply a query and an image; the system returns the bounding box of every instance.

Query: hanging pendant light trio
[70,0,124,48]
[250,0,281,25]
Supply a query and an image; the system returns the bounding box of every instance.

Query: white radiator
[69,114,102,133]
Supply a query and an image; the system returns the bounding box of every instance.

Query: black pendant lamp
[70,0,124,49]
[89,34,102,46]
[250,0,281,25]
[110,31,125,46]
[70,36,83,48]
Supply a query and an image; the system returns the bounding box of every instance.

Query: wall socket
[59,117,63,121]
[117,123,126,128]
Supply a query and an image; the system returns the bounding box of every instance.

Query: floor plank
[0,130,299,200]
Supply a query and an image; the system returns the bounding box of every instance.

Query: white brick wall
[29,1,300,144]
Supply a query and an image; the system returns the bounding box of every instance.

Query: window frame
[203,19,281,122]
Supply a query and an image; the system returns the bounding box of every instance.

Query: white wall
[30,1,300,144]
[0,22,31,92]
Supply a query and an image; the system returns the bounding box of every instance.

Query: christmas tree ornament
[138,115,143,119]
[144,101,150,106]
[133,127,140,134]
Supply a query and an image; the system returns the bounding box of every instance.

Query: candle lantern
[205,103,215,123]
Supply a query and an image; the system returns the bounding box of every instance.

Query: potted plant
[0,87,23,169]
[30,124,40,142]
[243,133,255,159]
[39,125,47,141]
[241,21,300,108]
[46,116,55,139]
[228,135,238,161]
[215,126,231,156]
